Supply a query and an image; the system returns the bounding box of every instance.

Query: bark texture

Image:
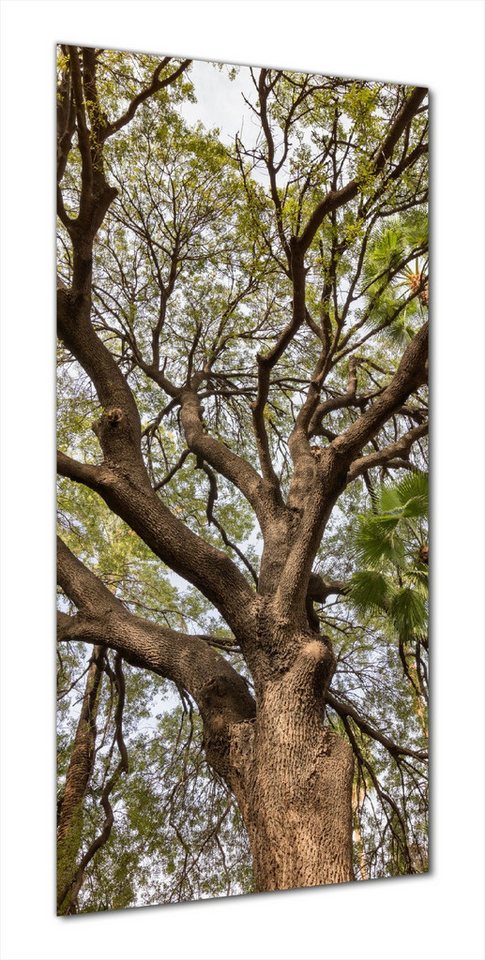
[57,645,104,911]
[229,641,354,890]
[56,48,428,898]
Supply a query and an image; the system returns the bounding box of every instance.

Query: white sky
[180,58,258,145]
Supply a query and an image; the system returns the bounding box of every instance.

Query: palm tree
[349,471,429,730]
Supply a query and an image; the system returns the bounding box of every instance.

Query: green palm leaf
[354,513,404,568]
[390,587,428,641]
[393,471,428,518]
[348,570,393,614]
[378,485,403,514]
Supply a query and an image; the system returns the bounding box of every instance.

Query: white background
[1,1,484,958]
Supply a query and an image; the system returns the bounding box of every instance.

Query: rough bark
[229,640,354,890]
[57,645,104,912]
[56,49,428,898]
[58,543,354,891]
[57,539,256,780]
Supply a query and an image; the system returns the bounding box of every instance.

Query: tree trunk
[228,639,354,891]
[352,781,368,881]
[57,645,104,913]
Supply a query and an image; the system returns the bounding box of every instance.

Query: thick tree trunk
[58,543,356,895]
[228,639,354,891]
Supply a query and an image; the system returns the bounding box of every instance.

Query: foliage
[57,47,429,907]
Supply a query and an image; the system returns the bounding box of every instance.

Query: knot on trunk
[93,406,125,433]
[92,407,139,460]
[289,637,336,702]
[309,444,326,460]
[106,407,124,425]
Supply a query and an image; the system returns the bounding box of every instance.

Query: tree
[349,471,429,726]
[57,46,429,910]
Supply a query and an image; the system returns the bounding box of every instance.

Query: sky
[178,58,259,146]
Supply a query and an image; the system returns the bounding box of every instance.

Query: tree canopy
[56,46,428,912]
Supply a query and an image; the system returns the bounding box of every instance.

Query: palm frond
[348,570,393,614]
[378,485,403,514]
[390,587,428,641]
[403,568,429,593]
[354,513,404,568]
[394,471,428,518]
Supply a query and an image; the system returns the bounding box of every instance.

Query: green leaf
[378,485,403,514]
[354,513,403,568]
[349,570,393,614]
[390,587,428,640]
[394,471,428,518]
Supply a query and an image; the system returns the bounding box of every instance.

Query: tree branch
[331,322,428,460]
[274,324,428,617]
[347,422,428,482]
[57,538,256,728]
[327,690,427,762]
[103,58,192,140]
[251,240,306,477]
[57,286,144,470]
[57,454,256,638]
[197,458,259,585]
[298,85,428,252]
[179,387,280,526]
[257,69,291,263]
[57,450,105,488]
